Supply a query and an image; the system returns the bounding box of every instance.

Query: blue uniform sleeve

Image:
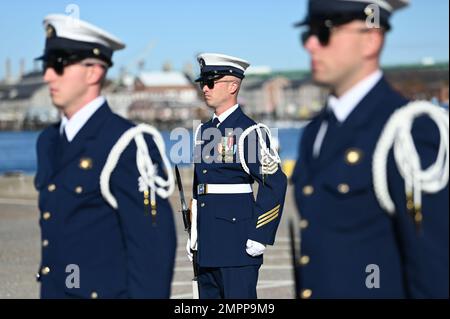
[387,115,449,298]
[243,131,288,245]
[110,134,177,298]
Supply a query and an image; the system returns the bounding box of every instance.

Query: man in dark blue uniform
[292,0,449,299]
[188,53,288,298]
[34,14,176,298]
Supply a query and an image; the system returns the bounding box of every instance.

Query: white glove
[186,238,193,262]
[246,239,266,257]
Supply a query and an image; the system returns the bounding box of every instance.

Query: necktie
[58,129,70,159]
[324,108,338,127]
[212,117,221,128]
[318,109,339,158]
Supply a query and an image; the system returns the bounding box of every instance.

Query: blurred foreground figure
[292,0,449,299]
[35,14,176,299]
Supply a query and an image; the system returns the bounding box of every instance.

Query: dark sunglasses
[199,79,215,89]
[199,79,236,90]
[42,54,82,75]
[42,54,105,76]
[301,19,338,46]
[301,19,370,46]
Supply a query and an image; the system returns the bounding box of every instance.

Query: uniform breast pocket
[62,171,101,198]
[322,158,373,199]
[321,165,377,230]
[214,194,254,224]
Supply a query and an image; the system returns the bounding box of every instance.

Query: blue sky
[0,0,448,79]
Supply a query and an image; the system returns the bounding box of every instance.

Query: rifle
[289,218,300,299]
[175,165,199,299]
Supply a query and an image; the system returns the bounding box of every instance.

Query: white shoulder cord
[100,124,175,209]
[372,101,449,219]
[238,123,281,175]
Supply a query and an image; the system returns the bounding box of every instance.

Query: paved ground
[0,171,299,299]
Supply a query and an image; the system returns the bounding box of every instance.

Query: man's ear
[363,30,385,59]
[86,65,106,86]
[229,80,240,95]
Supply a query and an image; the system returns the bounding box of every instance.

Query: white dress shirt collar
[60,96,106,142]
[212,104,240,126]
[327,70,383,123]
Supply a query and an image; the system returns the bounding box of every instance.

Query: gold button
[299,219,309,229]
[79,158,93,170]
[43,212,51,220]
[346,151,360,164]
[42,239,49,247]
[302,185,314,196]
[345,148,363,165]
[202,169,208,174]
[47,184,56,192]
[201,203,205,208]
[299,255,310,266]
[301,289,312,299]
[75,186,83,194]
[41,267,50,275]
[91,291,98,299]
[338,183,350,194]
